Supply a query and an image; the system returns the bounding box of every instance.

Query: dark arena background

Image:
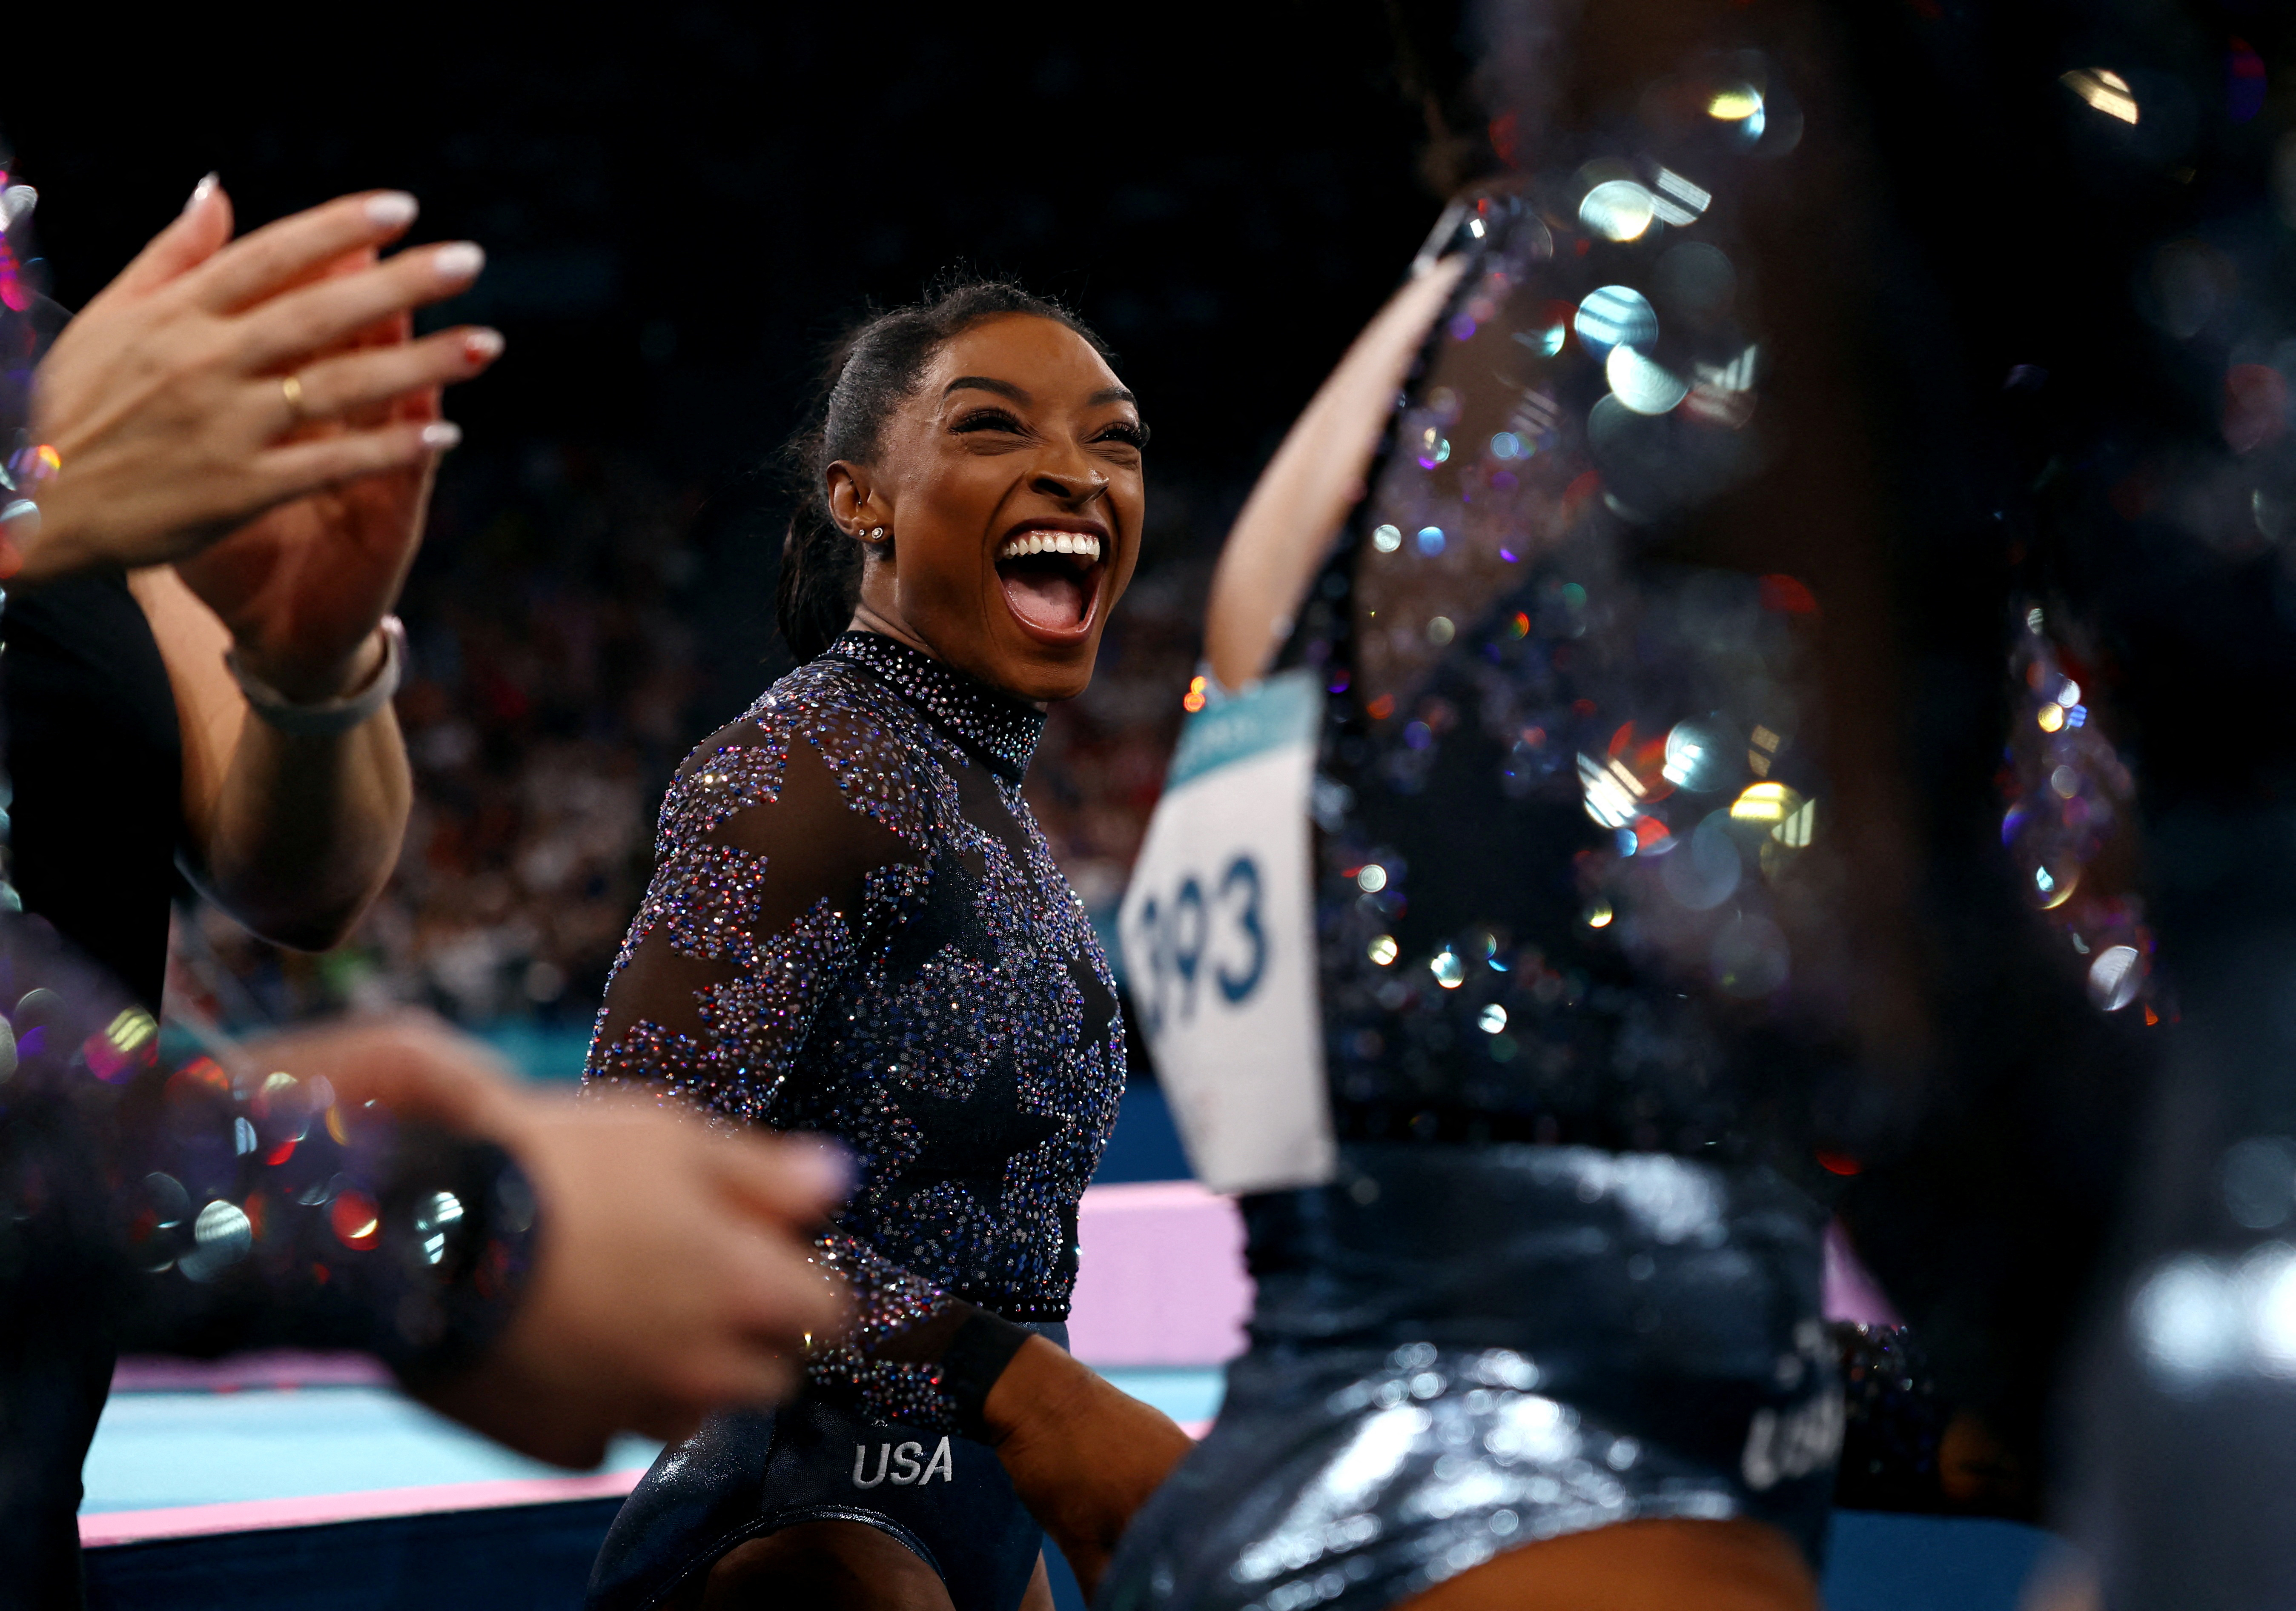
[11,0,1447,1047]
[8,4,2061,1608]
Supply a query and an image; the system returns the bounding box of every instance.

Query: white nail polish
[431,241,484,281]
[465,329,505,361]
[182,173,218,217]
[420,421,463,451]
[365,191,418,228]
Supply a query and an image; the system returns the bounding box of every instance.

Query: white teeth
[995,531,1103,563]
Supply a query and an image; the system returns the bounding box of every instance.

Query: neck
[847,601,936,661]
[825,630,1049,780]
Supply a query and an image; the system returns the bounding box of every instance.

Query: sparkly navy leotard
[583,630,1124,1611]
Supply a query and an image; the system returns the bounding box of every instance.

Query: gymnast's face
[829,314,1145,703]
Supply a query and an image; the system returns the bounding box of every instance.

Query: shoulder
[784,655,945,840]
[656,657,939,850]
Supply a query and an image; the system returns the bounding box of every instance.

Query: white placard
[1118,669,1335,1194]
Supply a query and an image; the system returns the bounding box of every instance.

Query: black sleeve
[0,913,537,1389]
[588,709,990,1428]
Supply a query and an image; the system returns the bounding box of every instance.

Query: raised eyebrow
[942,376,1031,404]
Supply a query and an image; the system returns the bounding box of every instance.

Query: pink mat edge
[1078,1179,1226,1210]
[112,1350,391,1392]
[78,1468,649,1547]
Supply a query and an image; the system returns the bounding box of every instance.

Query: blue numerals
[1132,853,1268,1037]
[1215,856,1266,1004]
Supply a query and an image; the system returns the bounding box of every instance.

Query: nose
[1029,461,1108,506]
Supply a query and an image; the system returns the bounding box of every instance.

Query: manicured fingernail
[182,173,218,216]
[788,1136,855,1201]
[420,421,463,451]
[365,191,418,228]
[464,328,505,363]
[432,241,484,281]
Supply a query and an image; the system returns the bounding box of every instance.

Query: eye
[951,407,1027,435]
[1097,420,1150,450]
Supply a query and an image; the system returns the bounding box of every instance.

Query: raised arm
[14,177,502,948]
[137,564,413,949]
[1201,259,1460,691]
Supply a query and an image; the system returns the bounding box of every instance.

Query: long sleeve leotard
[584,630,1125,1429]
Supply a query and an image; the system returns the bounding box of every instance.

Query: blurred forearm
[202,701,412,949]
[134,566,411,950]
[0,917,539,1379]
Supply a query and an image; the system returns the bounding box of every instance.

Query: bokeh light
[1579,180,1657,243]
[1574,286,1659,359]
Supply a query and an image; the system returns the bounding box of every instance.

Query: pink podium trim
[1070,1181,1251,1367]
[1823,1220,1904,1328]
[1065,1184,1910,1368]
[78,1469,646,1548]
[112,1351,391,1392]
[1068,1180,1901,1366]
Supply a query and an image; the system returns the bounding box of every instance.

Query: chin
[988,632,1099,704]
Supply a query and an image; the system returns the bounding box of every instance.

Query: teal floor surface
[82,1368,1227,1512]
[83,1371,2063,1611]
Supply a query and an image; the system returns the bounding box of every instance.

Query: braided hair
[775,277,1117,662]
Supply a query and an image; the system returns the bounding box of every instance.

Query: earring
[857,525,889,544]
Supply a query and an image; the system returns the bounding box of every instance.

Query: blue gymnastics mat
[83,1369,2059,1611]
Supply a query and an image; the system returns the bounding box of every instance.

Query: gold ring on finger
[280,373,307,421]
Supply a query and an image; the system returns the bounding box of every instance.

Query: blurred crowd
[166,442,1210,1042]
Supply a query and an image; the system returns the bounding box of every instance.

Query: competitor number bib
[1118,669,1335,1194]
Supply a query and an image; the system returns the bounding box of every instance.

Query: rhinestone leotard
[584,630,1124,1427]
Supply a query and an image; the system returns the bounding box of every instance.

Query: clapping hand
[259,1018,855,1468]
[23,176,499,694]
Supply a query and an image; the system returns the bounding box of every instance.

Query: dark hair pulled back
[775,276,1116,663]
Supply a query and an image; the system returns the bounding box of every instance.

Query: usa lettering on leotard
[852,1436,956,1487]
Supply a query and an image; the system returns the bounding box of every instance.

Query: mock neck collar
[824,631,1046,781]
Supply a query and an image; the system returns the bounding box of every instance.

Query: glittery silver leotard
[1102,64,1852,1611]
[584,630,1124,1428]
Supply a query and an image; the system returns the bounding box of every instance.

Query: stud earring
[858,525,889,544]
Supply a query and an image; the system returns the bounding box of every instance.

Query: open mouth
[994,528,1106,639]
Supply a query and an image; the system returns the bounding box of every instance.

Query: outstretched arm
[981,1333,1196,1596]
[0,919,848,1468]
